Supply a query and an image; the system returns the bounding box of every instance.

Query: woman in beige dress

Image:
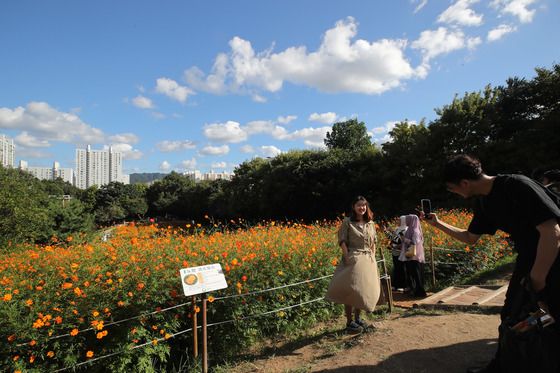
[325,195,381,332]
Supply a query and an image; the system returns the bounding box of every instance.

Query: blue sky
[1,0,558,174]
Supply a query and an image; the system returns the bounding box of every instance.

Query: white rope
[212,274,333,301]
[17,300,192,347]
[52,297,326,372]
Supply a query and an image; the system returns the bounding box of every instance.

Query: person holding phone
[325,196,381,333]
[399,214,427,297]
[422,154,560,373]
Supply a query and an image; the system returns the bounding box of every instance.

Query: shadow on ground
[314,338,497,373]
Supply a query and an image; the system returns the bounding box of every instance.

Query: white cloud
[413,0,429,13]
[151,112,166,120]
[184,53,229,94]
[308,112,338,124]
[155,77,194,103]
[0,102,105,144]
[14,131,51,148]
[159,161,171,171]
[438,0,484,26]
[184,17,426,96]
[260,145,282,157]
[199,145,230,156]
[252,94,267,103]
[244,120,288,139]
[467,36,482,49]
[109,133,139,144]
[132,95,154,109]
[412,27,474,61]
[240,144,254,153]
[487,24,517,41]
[15,148,53,159]
[277,115,297,124]
[203,121,247,143]
[211,161,227,169]
[285,126,331,148]
[180,158,197,170]
[491,0,537,23]
[103,144,143,160]
[156,140,197,152]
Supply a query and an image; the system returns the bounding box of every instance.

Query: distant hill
[130,173,168,184]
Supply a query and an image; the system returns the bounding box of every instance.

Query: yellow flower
[207,296,215,303]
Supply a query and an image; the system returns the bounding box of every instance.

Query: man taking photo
[422,154,560,373]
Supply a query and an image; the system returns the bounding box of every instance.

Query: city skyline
[1,1,559,174]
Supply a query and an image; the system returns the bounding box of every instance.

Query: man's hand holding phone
[420,199,438,226]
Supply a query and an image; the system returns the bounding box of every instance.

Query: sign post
[180,264,228,373]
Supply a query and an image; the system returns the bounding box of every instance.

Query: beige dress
[325,217,381,312]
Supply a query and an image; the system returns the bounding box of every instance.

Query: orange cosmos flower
[70,328,79,336]
[47,351,55,358]
[86,350,94,358]
[3,293,12,301]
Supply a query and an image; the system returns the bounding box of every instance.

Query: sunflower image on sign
[184,274,198,286]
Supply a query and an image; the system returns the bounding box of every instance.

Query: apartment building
[0,134,15,168]
[75,145,128,189]
[19,160,74,184]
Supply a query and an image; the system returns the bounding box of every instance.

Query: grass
[460,255,516,286]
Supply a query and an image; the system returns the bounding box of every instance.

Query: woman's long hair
[349,195,374,222]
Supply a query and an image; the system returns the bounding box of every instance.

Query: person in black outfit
[422,155,560,373]
[389,215,407,291]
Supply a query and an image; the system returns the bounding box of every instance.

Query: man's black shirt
[468,174,560,275]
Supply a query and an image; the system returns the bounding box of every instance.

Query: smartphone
[421,199,432,218]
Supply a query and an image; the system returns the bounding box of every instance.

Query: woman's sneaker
[354,318,369,329]
[346,320,363,333]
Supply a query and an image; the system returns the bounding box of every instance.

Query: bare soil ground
[218,264,514,373]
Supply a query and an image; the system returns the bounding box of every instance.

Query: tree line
[1,64,559,247]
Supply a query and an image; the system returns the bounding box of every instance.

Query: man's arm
[424,213,481,245]
[530,219,560,292]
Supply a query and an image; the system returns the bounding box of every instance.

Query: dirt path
[223,265,513,373]
[226,311,500,373]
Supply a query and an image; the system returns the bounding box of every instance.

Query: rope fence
[25,246,466,371]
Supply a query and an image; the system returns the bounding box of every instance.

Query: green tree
[0,167,53,247]
[48,198,94,239]
[324,118,372,151]
[146,172,195,218]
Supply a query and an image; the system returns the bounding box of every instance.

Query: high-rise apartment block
[0,134,15,168]
[75,145,128,189]
[19,160,74,184]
